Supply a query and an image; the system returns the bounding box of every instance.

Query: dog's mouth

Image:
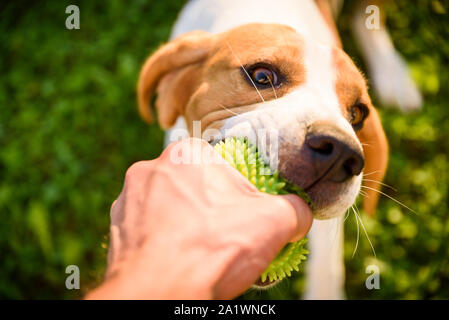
[212,136,361,220]
[210,137,361,290]
[211,137,313,206]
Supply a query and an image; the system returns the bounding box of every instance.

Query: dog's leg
[303,217,346,300]
[352,0,422,111]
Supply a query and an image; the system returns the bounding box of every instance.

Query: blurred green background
[0,0,447,299]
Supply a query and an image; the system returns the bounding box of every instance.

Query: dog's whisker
[354,204,376,258]
[217,103,239,116]
[351,205,360,258]
[226,42,265,103]
[361,185,418,214]
[359,189,368,197]
[362,170,380,177]
[344,207,351,222]
[362,178,397,192]
[361,143,371,147]
[267,76,278,99]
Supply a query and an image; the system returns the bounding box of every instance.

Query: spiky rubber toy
[214,137,310,284]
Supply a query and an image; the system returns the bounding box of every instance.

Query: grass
[0,0,448,299]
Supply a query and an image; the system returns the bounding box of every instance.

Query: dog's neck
[171,0,336,46]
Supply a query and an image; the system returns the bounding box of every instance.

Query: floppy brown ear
[137,30,213,128]
[357,107,389,215]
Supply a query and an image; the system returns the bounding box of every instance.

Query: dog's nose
[306,129,364,183]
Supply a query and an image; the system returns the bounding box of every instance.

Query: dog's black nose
[306,130,364,183]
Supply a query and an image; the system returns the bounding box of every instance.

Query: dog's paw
[369,51,422,112]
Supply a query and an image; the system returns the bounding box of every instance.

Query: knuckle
[273,196,296,214]
[110,200,117,211]
[125,161,147,180]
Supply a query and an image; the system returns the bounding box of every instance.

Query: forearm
[86,242,243,300]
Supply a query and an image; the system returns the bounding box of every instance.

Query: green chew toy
[214,137,310,284]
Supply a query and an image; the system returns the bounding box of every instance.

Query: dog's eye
[349,103,369,130]
[247,65,279,87]
[251,67,275,85]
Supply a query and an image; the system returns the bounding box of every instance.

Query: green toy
[214,137,310,284]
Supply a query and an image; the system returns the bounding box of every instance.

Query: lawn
[0,0,448,299]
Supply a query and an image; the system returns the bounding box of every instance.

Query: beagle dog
[136,0,417,299]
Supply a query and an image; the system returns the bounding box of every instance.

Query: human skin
[86,138,313,299]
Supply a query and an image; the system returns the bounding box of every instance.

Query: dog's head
[137,23,388,218]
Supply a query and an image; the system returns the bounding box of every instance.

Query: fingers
[212,194,313,299]
[106,225,121,277]
[161,138,314,243]
[280,194,313,242]
[107,138,314,301]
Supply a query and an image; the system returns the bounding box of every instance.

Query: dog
[136,0,420,299]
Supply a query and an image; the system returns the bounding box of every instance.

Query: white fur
[171,0,336,45]
[304,218,346,299]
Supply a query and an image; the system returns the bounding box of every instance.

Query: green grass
[0,0,448,299]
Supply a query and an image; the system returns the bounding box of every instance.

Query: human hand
[86,138,313,299]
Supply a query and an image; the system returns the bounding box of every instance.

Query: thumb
[279,194,313,242]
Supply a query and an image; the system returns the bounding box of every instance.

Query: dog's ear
[357,107,389,215]
[137,30,213,128]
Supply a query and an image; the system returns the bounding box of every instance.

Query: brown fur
[333,48,388,215]
[138,24,305,132]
